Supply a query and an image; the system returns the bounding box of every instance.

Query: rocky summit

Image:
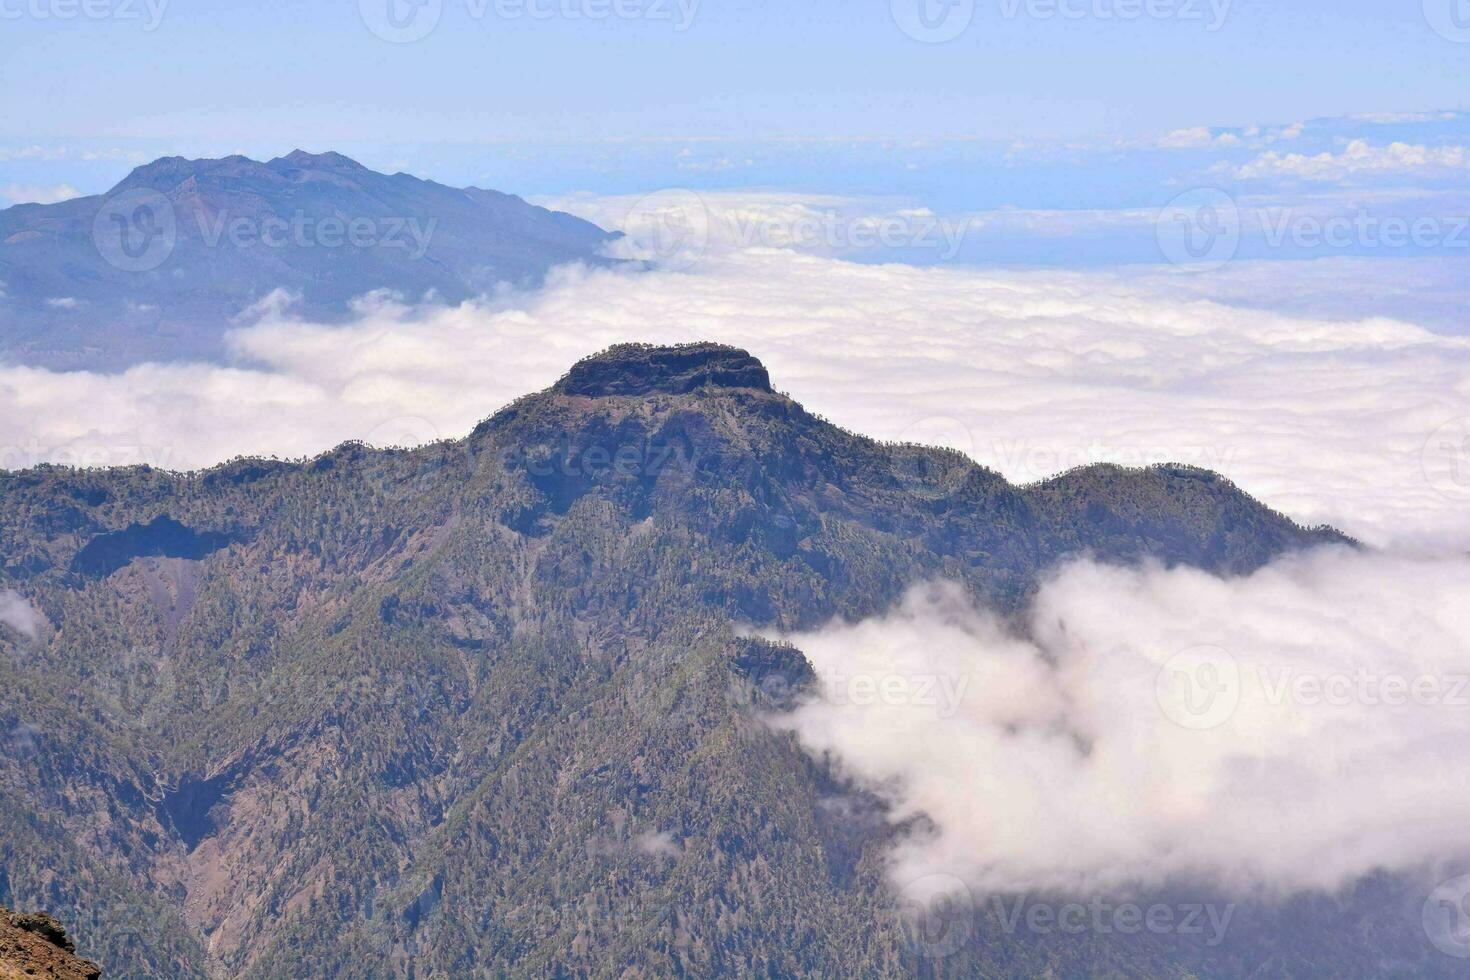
[552,343,774,397]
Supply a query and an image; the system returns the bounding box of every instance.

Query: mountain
[0,151,617,370]
[0,908,100,979]
[3,342,1430,979]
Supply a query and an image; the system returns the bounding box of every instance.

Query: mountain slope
[2,343,1413,979]
[0,151,616,369]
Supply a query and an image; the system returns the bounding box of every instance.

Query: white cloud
[1349,111,1460,125]
[2,183,81,206]
[1233,140,1470,181]
[1157,127,1240,150]
[773,549,1470,897]
[0,590,41,640]
[45,297,80,309]
[633,831,682,860]
[0,194,1466,552]
[0,146,66,162]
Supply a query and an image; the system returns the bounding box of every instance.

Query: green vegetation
[1,345,1383,977]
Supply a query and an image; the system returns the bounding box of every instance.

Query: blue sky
[2,0,1468,310]
[1,0,1466,195]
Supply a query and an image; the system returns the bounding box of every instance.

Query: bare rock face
[553,343,774,397]
[0,909,101,980]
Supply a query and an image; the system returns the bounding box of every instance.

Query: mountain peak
[268,149,369,172]
[5,152,617,370]
[110,151,368,194]
[553,343,774,397]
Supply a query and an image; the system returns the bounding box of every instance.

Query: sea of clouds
[3,192,1468,550]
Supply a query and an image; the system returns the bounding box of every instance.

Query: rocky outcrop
[554,343,774,397]
[0,909,101,980]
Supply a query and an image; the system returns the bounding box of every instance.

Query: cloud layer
[2,189,1468,907]
[1233,140,1470,182]
[775,550,1470,897]
[3,220,1467,548]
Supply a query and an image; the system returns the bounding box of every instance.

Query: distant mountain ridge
[0,151,617,369]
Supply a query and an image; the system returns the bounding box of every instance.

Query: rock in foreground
[0,909,100,980]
